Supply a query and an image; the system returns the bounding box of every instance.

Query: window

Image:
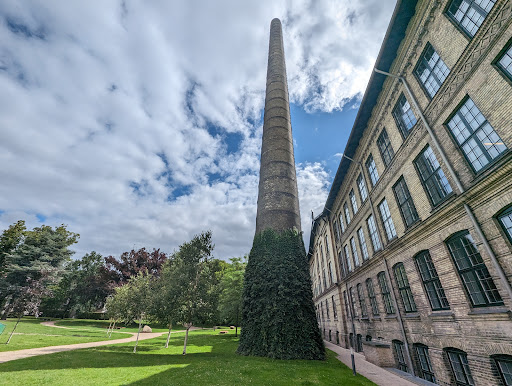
[366,278,379,316]
[415,251,450,310]
[357,173,368,202]
[332,295,337,319]
[356,334,363,352]
[324,235,330,258]
[446,231,503,307]
[378,271,395,314]
[320,302,324,319]
[493,355,512,385]
[328,262,334,285]
[394,263,417,313]
[366,154,379,187]
[377,129,395,167]
[447,97,507,172]
[357,228,370,261]
[339,212,346,233]
[338,251,347,278]
[344,203,351,225]
[414,43,450,98]
[393,340,408,372]
[333,220,340,243]
[336,331,340,345]
[326,299,330,319]
[366,335,372,342]
[446,348,474,385]
[393,177,419,228]
[357,283,368,317]
[498,206,512,244]
[349,286,358,317]
[447,0,496,38]
[343,290,350,319]
[350,237,360,267]
[496,41,512,80]
[349,189,358,214]
[414,344,436,383]
[329,330,332,341]
[378,199,397,241]
[415,145,453,206]
[344,244,353,272]
[393,93,417,137]
[367,215,382,252]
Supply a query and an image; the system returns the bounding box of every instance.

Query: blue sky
[0,0,395,259]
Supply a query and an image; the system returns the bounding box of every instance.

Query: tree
[151,258,179,348]
[217,257,246,337]
[0,223,79,319]
[170,231,220,355]
[5,275,51,344]
[41,251,112,318]
[237,229,325,360]
[105,271,153,353]
[104,248,167,286]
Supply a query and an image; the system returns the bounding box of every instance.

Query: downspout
[374,68,512,305]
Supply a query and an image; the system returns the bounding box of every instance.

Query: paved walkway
[0,321,165,364]
[324,341,418,386]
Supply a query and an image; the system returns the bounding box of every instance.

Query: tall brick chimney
[255,18,301,235]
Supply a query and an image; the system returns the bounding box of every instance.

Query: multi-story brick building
[308,0,512,384]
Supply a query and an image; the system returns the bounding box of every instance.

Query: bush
[237,229,325,360]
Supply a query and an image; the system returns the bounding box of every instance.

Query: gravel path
[0,321,165,364]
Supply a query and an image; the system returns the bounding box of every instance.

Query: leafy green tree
[41,251,111,318]
[170,231,220,355]
[237,229,325,360]
[151,258,179,348]
[217,257,246,337]
[105,271,153,353]
[0,223,79,319]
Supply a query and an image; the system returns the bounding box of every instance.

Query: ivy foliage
[237,229,325,360]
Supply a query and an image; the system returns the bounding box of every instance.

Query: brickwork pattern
[310,0,512,384]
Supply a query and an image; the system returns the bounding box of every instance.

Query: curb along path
[0,321,166,363]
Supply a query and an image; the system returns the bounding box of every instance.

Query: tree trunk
[107,319,113,335]
[109,321,116,338]
[182,325,191,355]
[133,314,143,353]
[235,326,238,337]
[165,322,172,348]
[6,315,22,344]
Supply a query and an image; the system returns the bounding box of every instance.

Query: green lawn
[0,318,131,352]
[0,329,374,385]
[54,318,185,333]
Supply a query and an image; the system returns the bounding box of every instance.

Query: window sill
[404,312,421,320]
[360,317,370,321]
[468,307,510,316]
[428,310,454,320]
[384,314,397,319]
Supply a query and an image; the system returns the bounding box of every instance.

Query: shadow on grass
[0,331,375,385]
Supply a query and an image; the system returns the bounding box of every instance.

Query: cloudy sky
[0,0,395,260]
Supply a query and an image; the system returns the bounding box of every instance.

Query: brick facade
[308,1,512,384]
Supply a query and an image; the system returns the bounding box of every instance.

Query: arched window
[446,231,503,307]
[393,263,417,312]
[414,343,436,383]
[366,278,380,315]
[393,340,408,372]
[414,250,450,310]
[377,271,395,314]
[497,205,512,245]
[357,283,368,317]
[445,347,474,386]
[491,354,512,385]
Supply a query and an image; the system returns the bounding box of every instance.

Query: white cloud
[0,0,395,259]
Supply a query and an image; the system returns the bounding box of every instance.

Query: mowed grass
[0,318,131,352]
[54,319,185,333]
[0,329,374,385]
